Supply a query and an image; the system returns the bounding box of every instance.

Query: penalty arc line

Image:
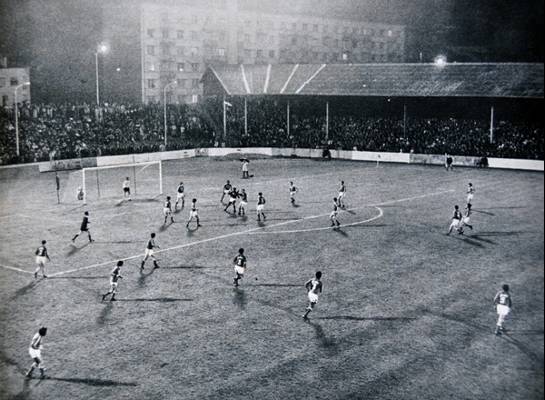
[3,189,454,277]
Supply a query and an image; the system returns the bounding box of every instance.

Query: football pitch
[0,157,543,400]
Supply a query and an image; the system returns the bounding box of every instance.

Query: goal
[81,161,163,204]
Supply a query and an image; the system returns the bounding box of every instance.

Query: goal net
[81,161,163,204]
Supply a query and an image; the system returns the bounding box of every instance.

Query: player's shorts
[497,304,510,317]
[80,227,89,232]
[229,197,237,204]
[35,256,47,265]
[29,347,41,360]
[109,282,118,292]
[177,193,185,200]
[240,201,248,207]
[450,219,461,229]
[257,205,264,212]
[145,248,154,257]
[190,210,198,219]
[223,189,230,195]
[234,266,246,275]
[338,192,346,199]
[467,194,474,203]
[308,292,319,304]
[463,217,471,225]
[163,208,172,216]
[330,211,338,219]
[123,187,131,194]
[290,191,296,198]
[242,166,248,172]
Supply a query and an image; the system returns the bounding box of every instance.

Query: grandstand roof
[202,63,544,99]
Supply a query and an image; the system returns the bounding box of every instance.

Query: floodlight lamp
[97,43,109,54]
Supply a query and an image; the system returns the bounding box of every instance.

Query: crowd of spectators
[0,99,542,165]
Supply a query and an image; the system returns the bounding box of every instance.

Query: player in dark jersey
[220,180,232,204]
[459,203,474,234]
[141,233,160,269]
[233,248,247,287]
[102,261,124,301]
[163,196,175,225]
[187,199,202,229]
[494,284,513,335]
[224,187,240,214]
[330,198,341,228]
[257,192,267,222]
[447,205,463,235]
[34,240,51,279]
[71,211,94,243]
[303,271,323,320]
[175,182,185,211]
[238,189,248,216]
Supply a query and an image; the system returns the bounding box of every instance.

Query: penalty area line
[0,264,34,275]
[43,188,454,278]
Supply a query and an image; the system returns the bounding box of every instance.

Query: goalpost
[81,161,163,204]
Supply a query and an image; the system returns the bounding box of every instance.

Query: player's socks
[26,367,34,377]
[102,293,107,301]
[153,260,159,269]
[110,295,116,301]
[39,368,46,378]
[141,261,145,270]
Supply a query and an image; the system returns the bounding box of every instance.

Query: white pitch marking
[0,263,34,274]
[45,188,453,277]
[249,206,384,235]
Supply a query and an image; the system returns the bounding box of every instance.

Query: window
[302,24,308,31]
[147,79,157,89]
[291,23,297,31]
[177,63,185,72]
[191,31,199,41]
[291,37,297,45]
[147,96,157,103]
[191,63,200,72]
[256,49,263,58]
[244,34,251,43]
[162,29,169,39]
[269,50,276,58]
[387,30,393,37]
[147,45,155,56]
[192,94,199,104]
[10,77,18,86]
[0,77,5,87]
[146,62,156,71]
[313,24,319,32]
[190,47,199,56]
[177,47,186,56]
[218,48,226,57]
[147,29,155,38]
[192,79,200,88]
[177,30,185,39]
[323,25,329,33]
[192,15,198,24]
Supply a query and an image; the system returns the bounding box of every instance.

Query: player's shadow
[305,320,338,353]
[505,329,544,336]
[44,376,137,387]
[469,235,497,245]
[12,279,44,299]
[165,264,213,270]
[343,209,357,215]
[49,276,107,280]
[116,298,193,303]
[66,242,91,257]
[186,226,198,236]
[333,228,349,237]
[138,268,157,288]
[11,378,32,400]
[472,209,496,216]
[96,302,113,325]
[453,236,485,248]
[472,231,524,237]
[291,203,301,208]
[232,288,247,310]
[159,222,175,232]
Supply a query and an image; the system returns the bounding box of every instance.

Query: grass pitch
[0,157,543,400]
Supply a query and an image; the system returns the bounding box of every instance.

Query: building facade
[140,0,405,104]
[0,67,31,108]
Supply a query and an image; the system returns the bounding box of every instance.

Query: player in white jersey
[289,182,298,205]
[122,177,132,201]
[330,198,341,229]
[77,186,84,201]
[257,192,267,222]
[467,183,475,207]
[303,271,323,320]
[224,187,240,214]
[238,189,248,216]
[163,196,175,225]
[175,182,185,211]
[494,284,512,335]
[26,326,47,378]
[102,261,124,301]
[233,248,247,287]
[34,240,51,279]
[141,233,160,269]
[459,204,474,234]
[338,181,347,209]
[242,159,250,179]
[187,198,202,229]
[447,205,463,235]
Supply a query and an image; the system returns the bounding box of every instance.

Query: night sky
[0,0,542,103]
